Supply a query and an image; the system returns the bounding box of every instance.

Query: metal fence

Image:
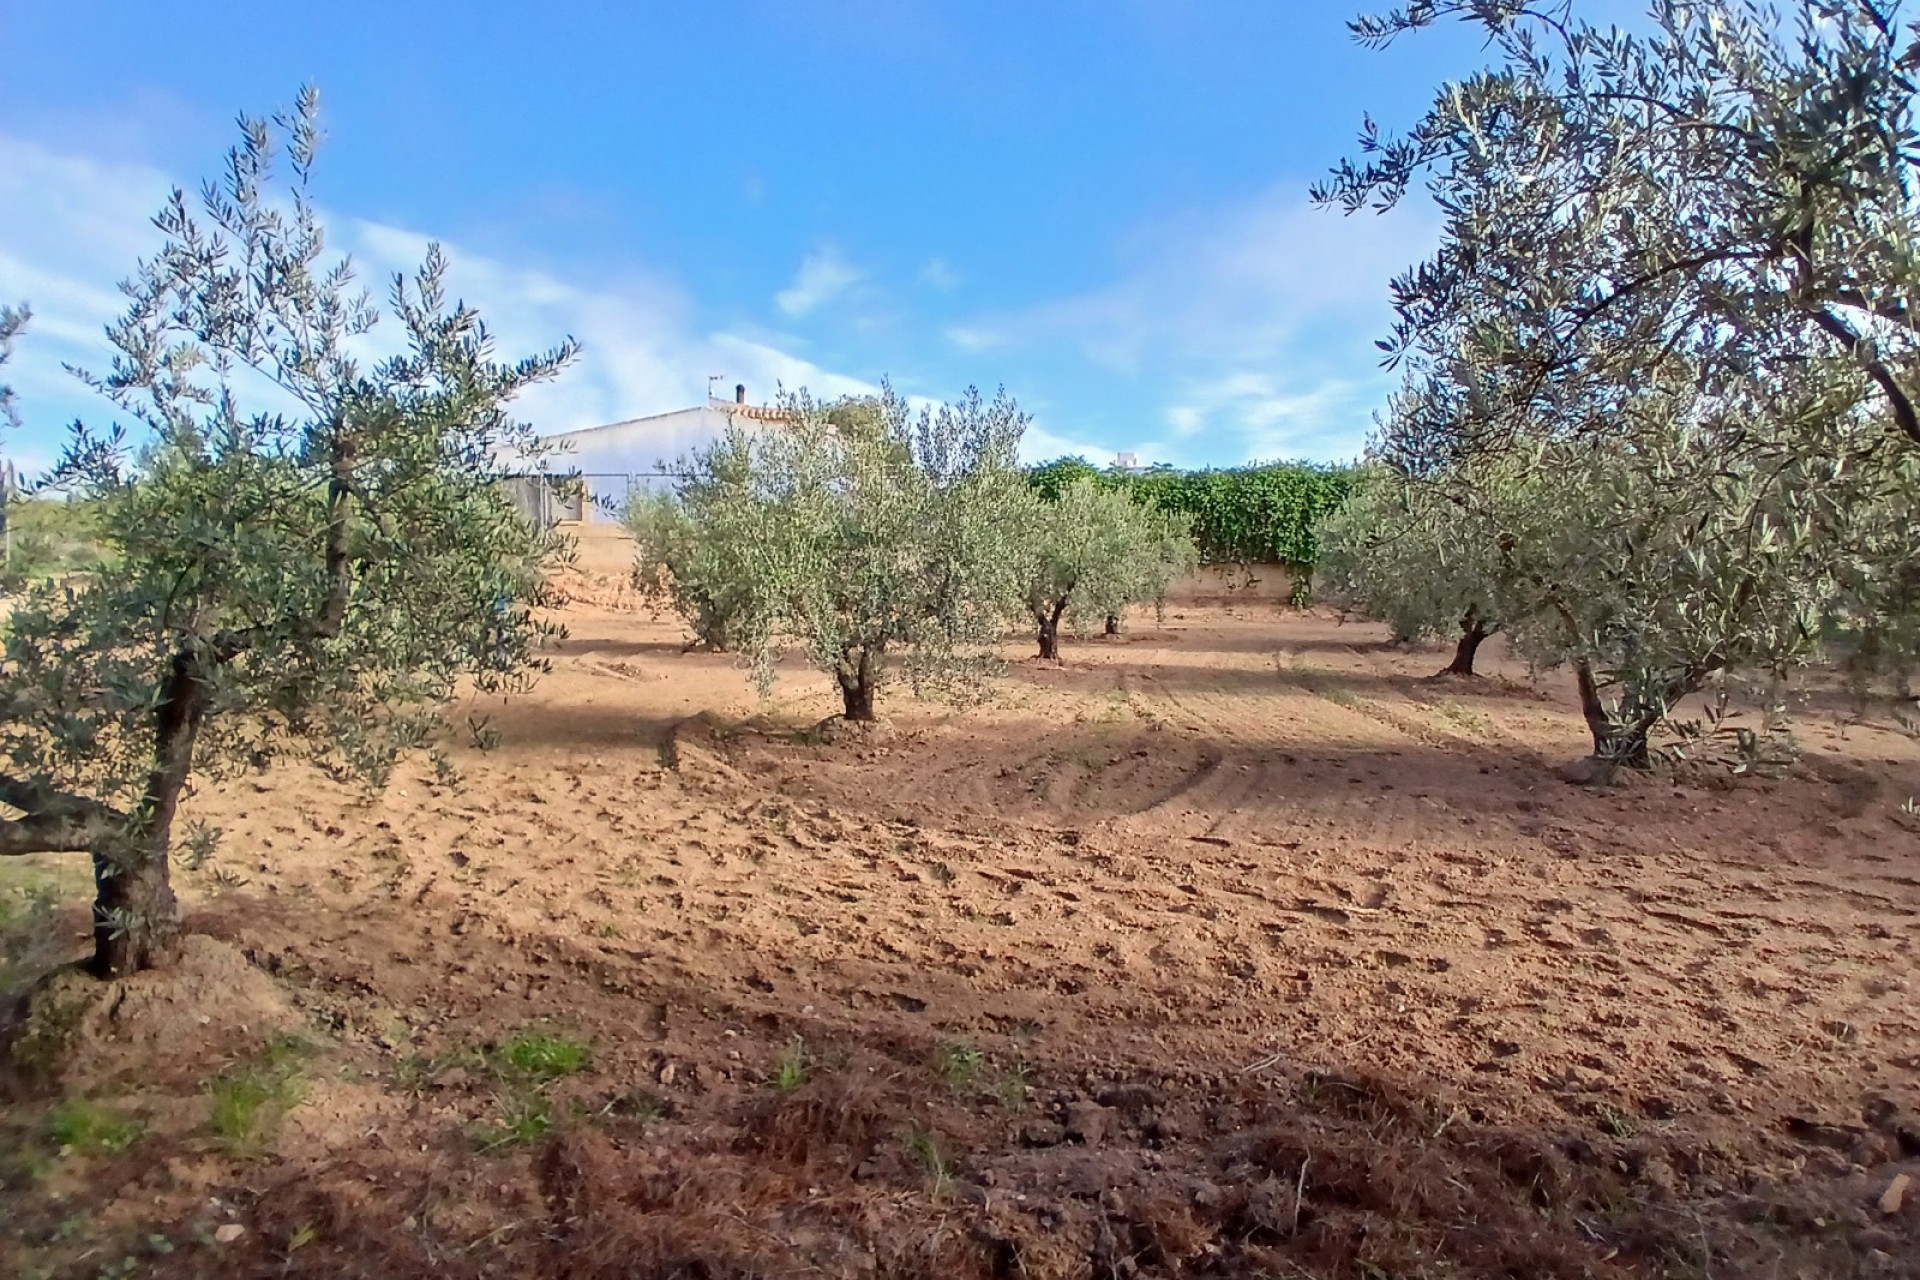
[498,472,677,528]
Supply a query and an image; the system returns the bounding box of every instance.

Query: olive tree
[0,92,576,977]
[1317,462,1521,674]
[1320,0,1920,464]
[1319,0,1920,765]
[1352,358,1869,766]
[626,487,752,651]
[654,383,1029,721]
[1016,478,1196,659]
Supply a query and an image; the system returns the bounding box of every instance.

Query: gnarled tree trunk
[1036,600,1068,660]
[92,832,183,978]
[837,646,879,722]
[1573,660,1660,771]
[92,651,202,977]
[1442,609,1494,677]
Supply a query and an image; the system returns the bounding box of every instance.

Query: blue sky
[0,1,1610,473]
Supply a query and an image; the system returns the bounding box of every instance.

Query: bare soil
[3,526,1919,1279]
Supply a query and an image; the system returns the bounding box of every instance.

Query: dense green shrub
[1027,458,1352,569]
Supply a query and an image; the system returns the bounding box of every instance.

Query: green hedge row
[1027,457,1353,568]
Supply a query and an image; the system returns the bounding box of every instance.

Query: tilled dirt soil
[3,533,1918,1278]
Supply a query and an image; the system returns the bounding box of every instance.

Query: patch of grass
[0,863,88,990]
[207,1035,310,1152]
[492,1030,590,1082]
[48,1099,142,1156]
[904,1124,953,1197]
[770,1037,809,1092]
[1595,1103,1637,1139]
[476,1092,552,1150]
[993,1060,1030,1113]
[936,1042,986,1093]
[1433,699,1490,734]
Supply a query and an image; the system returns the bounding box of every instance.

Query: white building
[511,384,794,524]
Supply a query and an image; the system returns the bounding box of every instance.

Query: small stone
[1019,1121,1067,1148]
[214,1224,246,1244]
[1879,1173,1910,1215]
[1065,1101,1113,1146]
[657,1063,677,1086]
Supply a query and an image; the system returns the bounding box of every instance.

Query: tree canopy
[1026,458,1352,571]
[1015,478,1197,659]
[0,90,577,975]
[641,384,1031,721]
[1318,0,1920,766]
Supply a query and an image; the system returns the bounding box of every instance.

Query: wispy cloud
[919,256,962,292]
[946,181,1435,463]
[0,133,883,474]
[774,247,863,317]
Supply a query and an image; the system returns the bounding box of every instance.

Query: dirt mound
[661,714,745,786]
[3,934,294,1093]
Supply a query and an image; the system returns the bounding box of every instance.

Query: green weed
[48,1099,142,1156]
[493,1030,590,1082]
[476,1093,552,1150]
[994,1061,1030,1113]
[904,1125,953,1197]
[1595,1103,1637,1139]
[207,1035,310,1151]
[770,1037,809,1092]
[935,1042,986,1093]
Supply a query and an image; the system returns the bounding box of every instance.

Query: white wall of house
[542,404,736,477]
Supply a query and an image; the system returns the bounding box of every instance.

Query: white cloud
[948,181,1438,462]
[774,247,863,317]
[919,256,962,292]
[0,131,883,476]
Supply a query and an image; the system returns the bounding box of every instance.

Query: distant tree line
[1026,457,1354,570]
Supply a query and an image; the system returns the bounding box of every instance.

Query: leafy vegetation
[1014,478,1197,657]
[1316,462,1526,673]
[494,1030,591,1082]
[637,383,1030,721]
[47,1099,143,1156]
[1316,0,1920,766]
[0,89,576,975]
[0,499,110,589]
[627,487,753,651]
[770,1037,809,1091]
[477,1092,554,1150]
[1027,457,1353,570]
[208,1036,310,1152]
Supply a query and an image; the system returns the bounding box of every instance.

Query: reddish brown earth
[3,524,1918,1279]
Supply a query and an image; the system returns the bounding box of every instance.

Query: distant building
[1114,452,1139,470]
[502,384,794,527]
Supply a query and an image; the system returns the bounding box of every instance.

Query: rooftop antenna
[707,374,729,403]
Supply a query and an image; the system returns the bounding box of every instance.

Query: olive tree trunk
[92,653,202,977]
[1572,659,1671,771]
[837,646,879,722]
[1036,600,1068,660]
[1442,610,1494,677]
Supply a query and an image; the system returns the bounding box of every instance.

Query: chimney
[735,383,747,404]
